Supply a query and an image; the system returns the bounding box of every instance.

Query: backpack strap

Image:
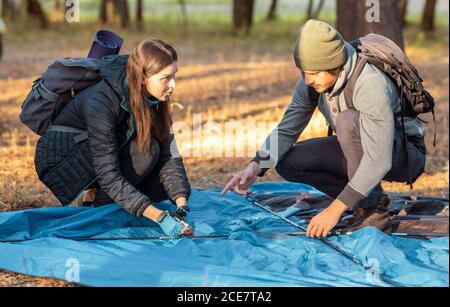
[398,88,414,189]
[47,125,88,144]
[32,79,60,103]
[343,56,367,110]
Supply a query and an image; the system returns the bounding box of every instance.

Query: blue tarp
[0,182,448,287]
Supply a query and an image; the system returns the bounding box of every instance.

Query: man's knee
[274,159,289,179]
[336,110,359,143]
[275,153,307,182]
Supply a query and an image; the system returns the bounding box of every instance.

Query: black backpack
[20,55,122,135]
[308,33,436,187]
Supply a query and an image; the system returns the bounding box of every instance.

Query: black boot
[341,192,392,232]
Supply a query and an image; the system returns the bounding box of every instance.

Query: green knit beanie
[293,19,347,71]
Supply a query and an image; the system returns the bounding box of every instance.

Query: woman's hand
[157,211,194,237]
[143,205,193,237]
[143,205,164,222]
[175,197,190,217]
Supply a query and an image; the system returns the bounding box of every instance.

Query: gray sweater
[253,42,425,208]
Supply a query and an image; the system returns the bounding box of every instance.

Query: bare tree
[26,0,48,29]
[116,0,130,28]
[398,0,409,27]
[0,33,3,61]
[233,0,255,34]
[100,0,108,23]
[421,0,437,32]
[306,0,325,20]
[2,0,20,19]
[0,9,4,60]
[136,0,143,30]
[99,0,114,24]
[266,0,278,21]
[178,0,189,32]
[99,0,130,28]
[337,0,404,50]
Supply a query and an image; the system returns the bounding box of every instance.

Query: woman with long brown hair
[34,39,193,237]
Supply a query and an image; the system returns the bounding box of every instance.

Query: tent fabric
[0,182,448,287]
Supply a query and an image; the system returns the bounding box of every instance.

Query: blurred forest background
[0,0,448,286]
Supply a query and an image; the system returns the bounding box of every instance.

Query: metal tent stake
[244,194,402,287]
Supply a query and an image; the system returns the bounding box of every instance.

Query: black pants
[275,110,426,209]
[92,139,169,206]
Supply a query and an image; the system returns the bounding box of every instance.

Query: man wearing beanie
[222,20,426,238]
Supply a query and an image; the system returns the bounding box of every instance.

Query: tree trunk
[100,0,106,23]
[266,0,278,21]
[178,0,189,32]
[99,0,114,24]
[398,0,409,28]
[116,0,130,28]
[232,0,255,34]
[337,0,404,50]
[421,0,437,32]
[306,0,314,19]
[26,0,48,29]
[306,0,325,21]
[136,0,143,30]
[0,33,3,61]
[2,0,19,19]
[315,0,325,18]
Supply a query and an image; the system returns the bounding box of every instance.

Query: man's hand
[221,162,261,196]
[306,199,348,238]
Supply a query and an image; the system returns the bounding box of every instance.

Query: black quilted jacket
[34,55,191,216]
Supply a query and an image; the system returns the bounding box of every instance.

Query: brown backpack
[308,33,436,188]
